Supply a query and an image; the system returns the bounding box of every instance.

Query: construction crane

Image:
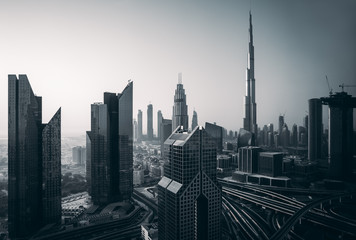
[339,83,356,92]
[325,75,332,95]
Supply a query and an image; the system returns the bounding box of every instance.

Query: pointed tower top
[178,72,182,84]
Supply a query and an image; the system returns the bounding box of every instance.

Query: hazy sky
[1,0,355,137]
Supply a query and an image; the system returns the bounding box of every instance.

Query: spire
[178,72,182,84]
[249,11,253,45]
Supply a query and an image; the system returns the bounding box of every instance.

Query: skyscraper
[308,98,322,161]
[192,110,198,130]
[243,12,258,136]
[158,126,221,240]
[321,92,355,180]
[172,73,188,131]
[8,74,61,239]
[157,110,163,140]
[278,115,284,135]
[160,118,172,156]
[87,81,133,205]
[138,110,143,142]
[41,109,62,225]
[147,104,153,140]
[205,122,223,154]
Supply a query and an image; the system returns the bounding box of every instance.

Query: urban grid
[1,3,356,240]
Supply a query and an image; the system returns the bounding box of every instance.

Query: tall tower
[243,12,257,136]
[158,127,221,240]
[147,104,153,140]
[87,81,133,204]
[8,75,61,239]
[157,110,163,140]
[172,73,189,131]
[137,110,143,142]
[308,98,322,161]
[192,110,198,130]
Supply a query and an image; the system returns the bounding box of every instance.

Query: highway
[222,182,356,239]
[31,206,147,240]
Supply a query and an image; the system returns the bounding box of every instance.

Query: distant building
[158,127,221,240]
[160,118,172,156]
[291,124,298,147]
[72,146,86,165]
[278,115,284,135]
[238,146,262,173]
[157,110,163,140]
[258,152,283,177]
[138,110,143,142]
[308,98,322,161]
[147,104,153,140]
[191,110,198,130]
[205,122,223,154]
[8,75,61,239]
[87,81,133,205]
[172,73,189,131]
[280,123,290,147]
[133,118,138,142]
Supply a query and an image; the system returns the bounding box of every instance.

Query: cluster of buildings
[5,9,355,240]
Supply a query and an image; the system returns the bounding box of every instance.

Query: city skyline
[1,0,356,138]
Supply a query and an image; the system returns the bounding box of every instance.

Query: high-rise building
[238,146,261,173]
[157,110,163,140]
[138,110,143,142]
[308,98,322,161]
[243,12,258,136]
[147,104,153,140]
[321,92,355,180]
[133,119,138,142]
[41,109,62,225]
[278,115,284,135]
[191,110,198,130]
[281,123,290,147]
[172,73,189,131]
[160,118,172,156]
[8,75,61,239]
[205,122,223,154]
[291,124,298,147]
[72,146,86,165]
[87,81,133,205]
[158,127,221,240]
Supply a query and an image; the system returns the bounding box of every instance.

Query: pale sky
[0,0,355,137]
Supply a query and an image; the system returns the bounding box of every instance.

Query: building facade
[157,110,162,141]
[8,74,61,239]
[158,127,221,240]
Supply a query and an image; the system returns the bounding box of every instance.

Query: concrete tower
[243,12,258,136]
[147,104,153,140]
[172,73,189,131]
